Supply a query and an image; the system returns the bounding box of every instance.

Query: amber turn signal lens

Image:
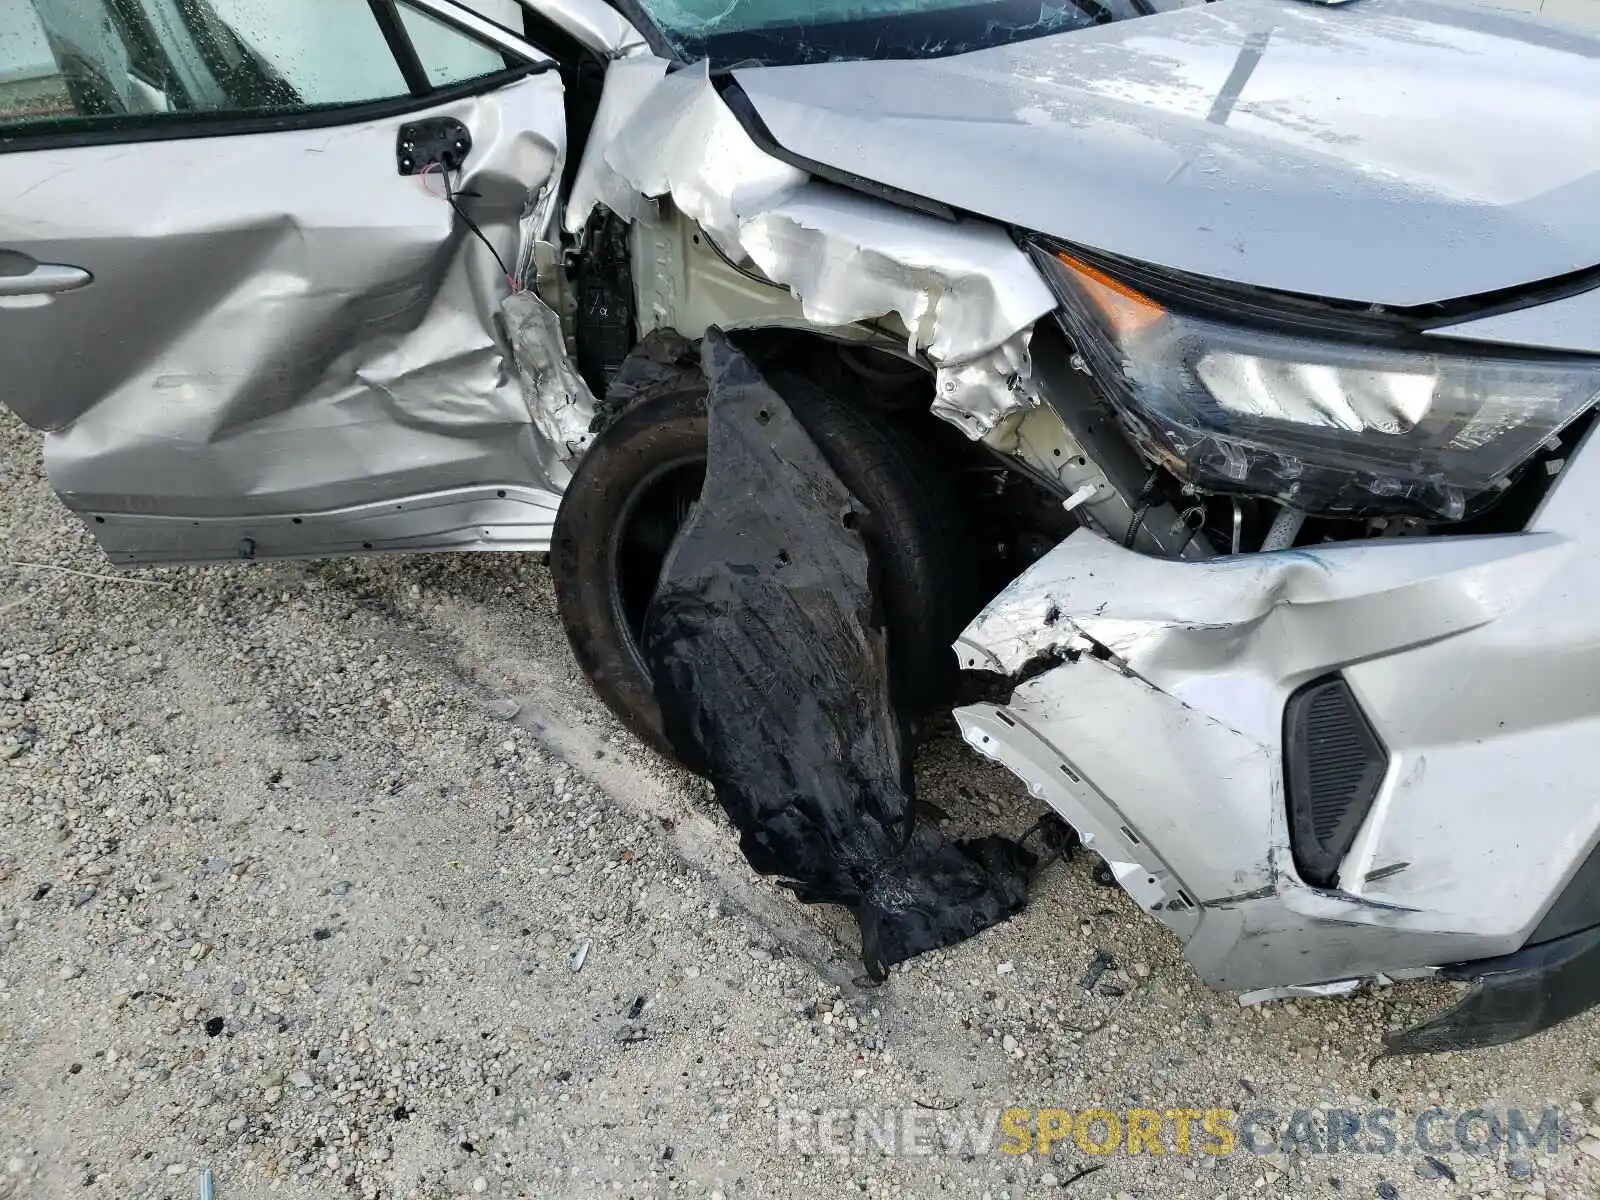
[1053,252,1166,338]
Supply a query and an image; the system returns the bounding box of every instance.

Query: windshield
[631,0,1180,68]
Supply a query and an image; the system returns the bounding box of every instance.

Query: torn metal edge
[564,59,1056,439]
[503,290,598,464]
[956,699,1201,937]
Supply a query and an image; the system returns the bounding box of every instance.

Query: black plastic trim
[396,115,472,175]
[712,75,960,223]
[370,0,434,96]
[1283,676,1389,890]
[1529,839,1600,945]
[1419,260,1600,332]
[596,0,682,60]
[0,65,545,156]
[1031,234,1600,353]
[1384,922,1600,1053]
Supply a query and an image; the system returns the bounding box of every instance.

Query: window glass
[0,0,414,131]
[398,4,513,88]
[0,3,76,121]
[634,0,1194,68]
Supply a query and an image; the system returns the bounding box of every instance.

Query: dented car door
[0,0,568,565]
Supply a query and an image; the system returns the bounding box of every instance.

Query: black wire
[443,172,514,283]
[1018,813,1079,878]
[1018,815,1051,846]
[701,226,779,289]
[1123,499,1153,549]
[1121,468,1164,549]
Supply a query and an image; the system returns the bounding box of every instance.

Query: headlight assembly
[1030,245,1600,519]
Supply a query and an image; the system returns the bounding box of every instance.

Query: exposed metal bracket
[1027,323,1211,559]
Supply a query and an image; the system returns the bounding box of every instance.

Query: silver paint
[579,61,807,251]
[4,75,570,561]
[1429,284,1600,354]
[502,290,597,462]
[90,486,563,566]
[733,0,1600,306]
[736,189,1054,436]
[955,466,1600,985]
[498,0,646,56]
[573,61,1057,438]
[958,700,1202,939]
[565,54,670,231]
[5,0,1600,1004]
[9,27,1069,563]
[736,189,1053,364]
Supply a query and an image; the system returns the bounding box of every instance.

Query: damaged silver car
[6,0,1600,1051]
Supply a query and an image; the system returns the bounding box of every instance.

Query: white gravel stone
[4,403,1600,1200]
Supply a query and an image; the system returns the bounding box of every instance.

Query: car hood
[732,0,1600,308]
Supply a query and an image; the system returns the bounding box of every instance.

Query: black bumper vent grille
[1284,676,1388,889]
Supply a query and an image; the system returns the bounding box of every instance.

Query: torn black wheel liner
[640,328,1035,980]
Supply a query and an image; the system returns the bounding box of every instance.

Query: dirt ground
[5,405,1600,1200]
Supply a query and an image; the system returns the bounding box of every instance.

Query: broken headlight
[1031,245,1600,519]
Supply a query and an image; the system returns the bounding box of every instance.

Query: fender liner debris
[640,329,1034,978]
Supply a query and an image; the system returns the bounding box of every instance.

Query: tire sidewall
[552,374,971,758]
[552,385,708,755]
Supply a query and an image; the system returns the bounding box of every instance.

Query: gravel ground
[5,405,1600,1200]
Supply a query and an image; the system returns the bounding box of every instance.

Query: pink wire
[419,161,523,293]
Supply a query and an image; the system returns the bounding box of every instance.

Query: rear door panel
[1,1,572,564]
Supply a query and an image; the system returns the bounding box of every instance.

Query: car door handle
[0,262,93,297]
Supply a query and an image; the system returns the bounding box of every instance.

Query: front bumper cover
[952,443,1600,1044]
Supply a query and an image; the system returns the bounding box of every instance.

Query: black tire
[551,370,978,759]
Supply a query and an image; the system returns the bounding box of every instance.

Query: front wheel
[550,371,978,759]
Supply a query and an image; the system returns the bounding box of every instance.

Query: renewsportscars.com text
[776,1105,1567,1159]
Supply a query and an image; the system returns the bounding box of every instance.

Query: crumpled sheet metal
[734,189,1055,362]
[640,329,1034,979]
[737,190,1054,436]
[564,55,672,231]
[566,59,806,251]
[499,0,645,56]
[502,291,596,466]
[29,76,569,518]
[566,62,1055,438]
[953,526,1577,992]
[957,527,1567,743]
